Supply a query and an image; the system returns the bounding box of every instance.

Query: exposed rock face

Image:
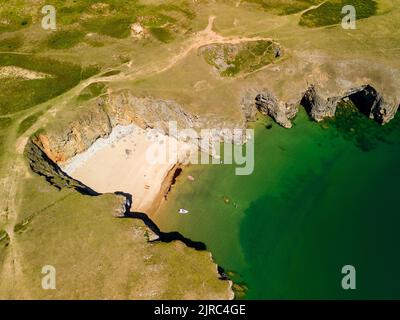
[25,124,234,301]
[301,85,340,122]
[21,143,234,299]
[0,230,9,248]
[38,89,248,166]
[37,84,398,166]
[25,139,98,195]
[255,91,298,128]
[130,22,145,39]
[200,40,281,77]
[241,88,298,128]
[105,91,198,134]
[240,88,259,122]
[345,85,399,125]
[242,84,398,128]
[40,91,199,163]
[301,84,399,125]
[41,102,113,163]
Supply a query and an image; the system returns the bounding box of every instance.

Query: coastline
[57,124,236,298]
[146,162,183,216]
[153,111,400,299]
[61,124,195,214]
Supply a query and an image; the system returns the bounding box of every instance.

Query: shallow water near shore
[154,108,400,299]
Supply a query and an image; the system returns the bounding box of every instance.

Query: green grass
[17,111,45,136]
[0,117,13,163]
[0,54,99,115]
[300,0,378,27]
[0,229,9,268]
[46,29,86,49]
[83,16,135,39]
[149,27,174,43]
[55,3,89,25]
[142,13,177,28]
[0,0,396,300]
[2,169,231,299]
[243,0,323,15]
[101,70,121,77]
[80,2,193,39]
[0,9,31,33]
[156,3,196,20]
[83,10,178,40]
[0,117,13,130]
[77,82,106,102]
[0,230,9,247]
[0,0,195,42]
[84,38,105,47]
[0,35,24,51]
[201,40,279,77]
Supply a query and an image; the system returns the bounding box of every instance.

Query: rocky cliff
[241,88,298,128]
[39,89,247,165]
[242,84,399,127]
[301,84,399,125]
[24,120,234,300]
[345,85,399,125]
[25,139,99,195]
[38,91,200,163]
[301,85,340,122]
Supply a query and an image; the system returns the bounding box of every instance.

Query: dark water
[155,108,400,299]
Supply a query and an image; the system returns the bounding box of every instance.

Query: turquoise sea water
[154,108,400,299]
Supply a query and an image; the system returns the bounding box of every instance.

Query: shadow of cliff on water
[122,211,207,251]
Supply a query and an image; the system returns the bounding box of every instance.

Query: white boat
[178,208,189,214]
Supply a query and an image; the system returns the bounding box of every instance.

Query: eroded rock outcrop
[40,102,113,163]
[301,85,340,122]
[241,88,298,128]
[25,139,99,195]
[240,88,259,122]
[345,85,399,125]
[24,125,234,301]
[200,40,282,77]
[255,91,298,129]
[105,91,198,133]
[242,84,398,128]
[0,230,9,248]
[40,91,199,163]
[301,84,399,125]
[39,89,248,166]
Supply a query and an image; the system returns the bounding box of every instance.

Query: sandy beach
[61,124,196,214]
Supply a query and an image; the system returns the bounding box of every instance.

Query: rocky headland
[241,83,399,128]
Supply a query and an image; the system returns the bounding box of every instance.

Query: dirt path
[13,15,275,154]
[1,13,271,230]
[90,16,275,84]
[299,0,327,15]
[0,155,28,298]
[0,16,277,291]
[0,51,35,55]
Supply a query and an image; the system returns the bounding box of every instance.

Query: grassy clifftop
[200,40,281,77]
[0,0,399,299]
[242,0,324,15]
[0,137,232,299]
[300,0,378,27]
